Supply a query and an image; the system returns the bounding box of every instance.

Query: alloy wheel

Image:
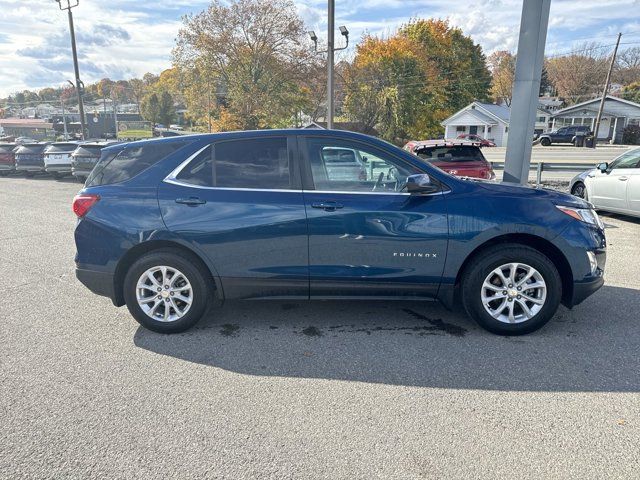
[136,266,193,322]
[481,263,547,324]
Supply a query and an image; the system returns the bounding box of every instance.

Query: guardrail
[489,162,595,185]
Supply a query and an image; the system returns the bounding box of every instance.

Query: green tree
[401,19,492,111]
[141,93,160,125]
[158,91,176,126]
[622,82,640,104]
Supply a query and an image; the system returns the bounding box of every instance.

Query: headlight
[556,205,604,229]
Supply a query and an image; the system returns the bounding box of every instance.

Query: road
[1,176,639,479]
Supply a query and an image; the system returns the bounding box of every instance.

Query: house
[0,118,54,140]
[550,95,640,143]
[441,102,510,146]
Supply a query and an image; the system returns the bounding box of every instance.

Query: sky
[0,0,639,98]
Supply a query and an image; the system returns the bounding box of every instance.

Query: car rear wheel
[461,244,562,335]
[540,138,551,146]
[123,249,211,333]
[571,182,586,199]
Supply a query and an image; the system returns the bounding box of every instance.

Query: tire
[571,181,586,200]
[540,138,551,146]
[461,244,562,335]
[76,176,86,183]
[25,171,35,178]
[123,249,211,333]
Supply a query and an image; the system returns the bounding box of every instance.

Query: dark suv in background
[0,143,16,176]
[538,125,592,146]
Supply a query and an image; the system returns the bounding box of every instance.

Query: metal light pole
[503,0,551,185]
[56,0,86,140]
[309,2,349,129]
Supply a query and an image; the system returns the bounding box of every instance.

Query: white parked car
[44,142,79,179]
[570,147,640,218]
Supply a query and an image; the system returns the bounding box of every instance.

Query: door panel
[300,135,449,299]
[587,169,629,210]
[303,191,448,298]
[625,169,640,214]
[158,136,309,299]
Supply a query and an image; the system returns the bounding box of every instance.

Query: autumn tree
[622,82,640,104]
[488,51,515,106]
[545,43,609,104]
[158,91,176,126]
[343,35,439,142]
[173,0,315,131]
[401,19,492,112]
[615,47,640,86]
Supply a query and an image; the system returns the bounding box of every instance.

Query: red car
[456,133,496,147]
[403,140,496,180]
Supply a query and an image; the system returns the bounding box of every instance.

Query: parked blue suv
[74,130,606,335]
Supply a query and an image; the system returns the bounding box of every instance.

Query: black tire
[461,244,562,335]
[123,249,211,333]
[540,138,551,146]
[25,171,35,178]
[571,181,586,199]
[76,176,86,183]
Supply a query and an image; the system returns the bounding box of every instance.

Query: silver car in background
[44,141,79,179]
[570,147,640,218]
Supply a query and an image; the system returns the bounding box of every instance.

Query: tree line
[3,0,640,144]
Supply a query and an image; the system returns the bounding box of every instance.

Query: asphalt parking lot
[1,175,639,479]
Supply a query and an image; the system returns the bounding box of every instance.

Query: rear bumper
[16,165,45,172]
[76,267,117,304]
[0,165,15,172]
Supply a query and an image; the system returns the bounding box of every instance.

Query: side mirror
[406,174,440,194]
[597,162,608,173]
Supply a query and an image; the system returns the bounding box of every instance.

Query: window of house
[456,126,465,132]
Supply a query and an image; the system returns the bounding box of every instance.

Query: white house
[441,102,511,146]
[550,95,640,143]
[442,101,557,146]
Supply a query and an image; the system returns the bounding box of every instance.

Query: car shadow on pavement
[133,285,640,392]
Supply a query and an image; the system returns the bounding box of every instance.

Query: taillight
[73,193,100,218]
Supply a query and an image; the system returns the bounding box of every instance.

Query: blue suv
[74,130,606,335]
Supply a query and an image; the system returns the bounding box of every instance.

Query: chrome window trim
[164,144,448,196]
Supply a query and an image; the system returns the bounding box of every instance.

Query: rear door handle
[618,176,628,181]
[175,197,206,206]
[311,201,344,211]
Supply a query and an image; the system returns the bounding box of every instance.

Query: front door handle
[618,176,629,181]
[176,197,206,206]
[311,201,344,211]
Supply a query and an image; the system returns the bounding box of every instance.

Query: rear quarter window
[87,141,186,186]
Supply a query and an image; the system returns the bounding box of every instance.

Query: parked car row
[0,140,118,182]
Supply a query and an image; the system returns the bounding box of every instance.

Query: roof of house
[553,95,640,116]
[442,102,510,126]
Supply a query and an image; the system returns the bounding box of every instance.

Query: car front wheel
[571,181,586,199]
[540,138,551,146]
[123,249,211,333]
[461,244,562,335]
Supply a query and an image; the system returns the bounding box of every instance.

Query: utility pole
[327,0,335,129]
[503,0,551,185]
[56,0,86,140]
[61,98,68,140]
[592,33,622,148]
[112,93,118,139]
[309,4,349,130]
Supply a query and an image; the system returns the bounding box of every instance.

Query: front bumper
[45,164,73,174]
[16,165,45,172]
[571,275,605,306]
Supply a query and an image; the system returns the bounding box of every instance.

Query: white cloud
[0,0,638,97]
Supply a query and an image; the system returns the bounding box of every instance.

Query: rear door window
[173,137,291,189]
[87,141,186,186]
